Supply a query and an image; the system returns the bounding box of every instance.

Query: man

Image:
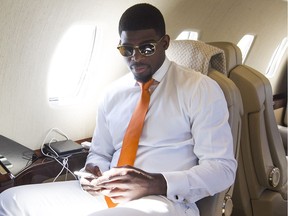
[0,3,236,216]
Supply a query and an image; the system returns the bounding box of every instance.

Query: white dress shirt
[86,58,237,207]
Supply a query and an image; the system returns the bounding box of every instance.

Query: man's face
[119,29,169,83]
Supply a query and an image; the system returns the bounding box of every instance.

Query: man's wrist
[150,173,167,196]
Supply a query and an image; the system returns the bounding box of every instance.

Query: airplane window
[266,37,287,78]
[48,24,97,105]
[237,34,255,64]
[176,30,199,40]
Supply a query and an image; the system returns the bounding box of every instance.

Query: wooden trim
[273,93,287,110]
[14,151,88,186]
[75,137,92,144]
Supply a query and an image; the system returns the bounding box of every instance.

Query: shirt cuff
[161,171,190,203]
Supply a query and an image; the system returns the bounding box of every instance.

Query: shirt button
[175,195,179,200]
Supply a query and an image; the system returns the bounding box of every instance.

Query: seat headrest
[208,42,242,74]
[166,40,227,75]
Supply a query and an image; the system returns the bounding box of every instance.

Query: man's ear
[163,35,170,50]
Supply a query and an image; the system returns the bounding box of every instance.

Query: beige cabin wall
[0,0,126,149]
[165,0,287,74]
[0,0,286,150]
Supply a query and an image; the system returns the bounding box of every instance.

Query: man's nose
[131,48,144,62]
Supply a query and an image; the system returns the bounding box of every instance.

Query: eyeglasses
[117,36,165,57]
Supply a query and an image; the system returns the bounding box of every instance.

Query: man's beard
[129,63,154,83]
[133,73,153,83]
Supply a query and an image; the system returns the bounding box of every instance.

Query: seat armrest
[278,125,287,155]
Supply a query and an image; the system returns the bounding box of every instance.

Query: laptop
[0,135,34,175]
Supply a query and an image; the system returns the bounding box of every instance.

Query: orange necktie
[105,79,154,208]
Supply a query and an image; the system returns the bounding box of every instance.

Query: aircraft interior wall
[0,0,286,150]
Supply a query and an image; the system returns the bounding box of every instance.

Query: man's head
[117,4,170,83]
[118,3,166,37]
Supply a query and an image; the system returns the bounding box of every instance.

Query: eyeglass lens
[118,43,156,57]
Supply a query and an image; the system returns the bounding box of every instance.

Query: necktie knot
[138,79,154,92]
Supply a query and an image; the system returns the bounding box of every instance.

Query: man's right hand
[85,163,102,177]
[80,163,102,196]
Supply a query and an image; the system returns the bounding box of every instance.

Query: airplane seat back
[210,42,287,216]
[277,61,287,156]
[166,40,243,216]
[207,42,242,75]
[278,106,287,155]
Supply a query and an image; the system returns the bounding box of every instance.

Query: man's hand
[80,163,103,196]
[85,163,102,177]
[90,165,167,204]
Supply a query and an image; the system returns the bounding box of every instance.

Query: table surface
[0,135,89,191]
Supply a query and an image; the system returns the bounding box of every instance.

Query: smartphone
[0,160,9,175]
[74,171,97,179]
[0,155,13,169]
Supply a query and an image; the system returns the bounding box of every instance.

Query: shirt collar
[152,57,171,83]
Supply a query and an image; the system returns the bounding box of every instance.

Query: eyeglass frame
[117,35,166,57]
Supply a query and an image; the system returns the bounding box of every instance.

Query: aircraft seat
[207,42,242,75]
[209,42,287,216]
[166,40,243,216]
[278,107,287,155]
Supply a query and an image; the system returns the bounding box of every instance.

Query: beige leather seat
[166,40,243,216]
[278,107,287,155]
[210,42,288,216]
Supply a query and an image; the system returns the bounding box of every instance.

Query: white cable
[52,156,76,182]
[40,128,77,181]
